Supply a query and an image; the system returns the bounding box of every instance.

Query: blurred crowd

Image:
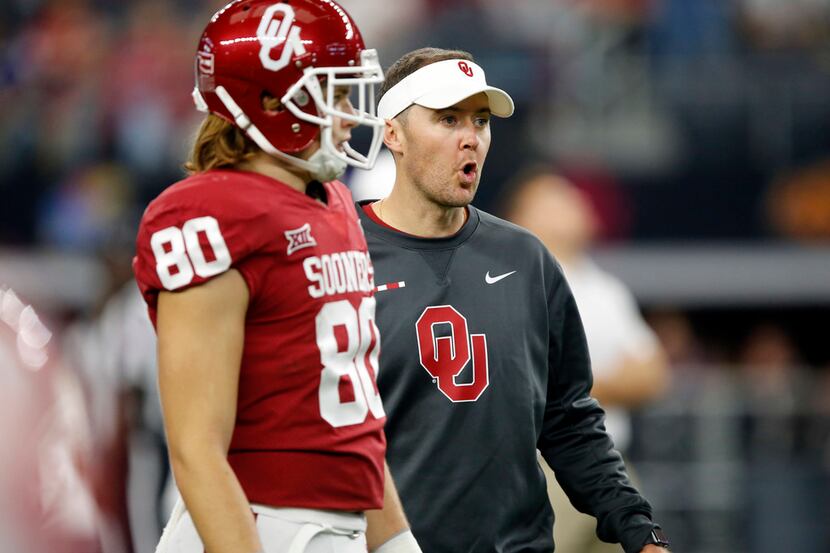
[0,0,226,249]
[4,0,830,248]
[1,1,830,552]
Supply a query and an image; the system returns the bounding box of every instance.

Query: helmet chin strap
[213,86,346,182]
[304,147,348,182]
[249,124,347,182]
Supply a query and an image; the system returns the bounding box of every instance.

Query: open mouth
[459,161,478,184]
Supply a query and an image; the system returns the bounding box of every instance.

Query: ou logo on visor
[257,4,307,72]
[416,305,489,402]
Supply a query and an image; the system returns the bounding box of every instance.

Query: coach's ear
[383,118,405,156]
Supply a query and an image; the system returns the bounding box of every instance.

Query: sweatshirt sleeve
[537,257,657,553]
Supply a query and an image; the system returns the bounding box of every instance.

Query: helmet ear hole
[261,92,285,114]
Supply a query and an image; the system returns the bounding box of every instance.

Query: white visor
[377,59,515,120]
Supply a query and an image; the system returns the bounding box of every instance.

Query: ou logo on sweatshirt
[416,305,490,402]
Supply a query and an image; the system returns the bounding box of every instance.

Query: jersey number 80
[150,216,231,290]
[316,298,385,427]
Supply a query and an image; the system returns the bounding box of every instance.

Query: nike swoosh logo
[485,270,516,284]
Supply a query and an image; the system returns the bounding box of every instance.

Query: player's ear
[383,118,405,155]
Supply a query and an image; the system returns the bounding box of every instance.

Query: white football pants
[156,498,368,553]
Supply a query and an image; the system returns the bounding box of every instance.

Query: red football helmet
[192,0,385,181]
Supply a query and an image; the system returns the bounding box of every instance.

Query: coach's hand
[640,545,670,552]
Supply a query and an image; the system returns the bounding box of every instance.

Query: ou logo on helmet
[257,4,307,72]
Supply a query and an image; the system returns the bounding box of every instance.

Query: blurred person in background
[131,1,420,552]
[65,278,170,553]
[644,309,704,369]
[0,154,148,552]
[735,322,824,552]
[0,287,101,553]
[41,161,153,553]
[503,167,669,553]
[358,47,670,553]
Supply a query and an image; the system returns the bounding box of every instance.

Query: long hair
[185,95,283,173]
[184,115,260,174]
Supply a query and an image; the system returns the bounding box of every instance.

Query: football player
[357,47,672,552]
[133,2,418,552]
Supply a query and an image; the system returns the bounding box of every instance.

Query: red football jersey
[133,169,386,510]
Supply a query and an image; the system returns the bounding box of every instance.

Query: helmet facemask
[283,48,385,174]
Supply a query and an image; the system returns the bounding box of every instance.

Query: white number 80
[316,298,385,428]
[150,216,232,290]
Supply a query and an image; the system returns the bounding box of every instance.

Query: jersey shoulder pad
[133,171,272,294]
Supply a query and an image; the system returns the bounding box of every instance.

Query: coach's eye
[440,115,457,126]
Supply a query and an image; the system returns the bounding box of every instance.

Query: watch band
[648,527,671,549]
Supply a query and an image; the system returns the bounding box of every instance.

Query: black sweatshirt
[359,203,657,553]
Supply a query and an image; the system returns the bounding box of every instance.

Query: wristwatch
[646,527,671,549]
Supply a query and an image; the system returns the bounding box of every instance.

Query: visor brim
[414,85,515,118]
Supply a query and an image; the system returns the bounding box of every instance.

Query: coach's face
[393,92,492,208]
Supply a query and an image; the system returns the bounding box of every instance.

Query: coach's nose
[460,119,480,151]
